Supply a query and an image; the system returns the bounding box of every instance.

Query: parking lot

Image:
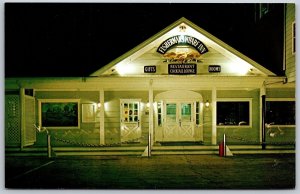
[5,154,295,189]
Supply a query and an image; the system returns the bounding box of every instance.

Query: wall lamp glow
[97,103,101,108]
[205,100,210,108]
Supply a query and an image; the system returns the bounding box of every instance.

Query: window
[38,99,80,128]
[166,103,177,122]
[292,22,296,54]
[122,102,139,123]
[217,99,251,126]
[157,102,163,126]
[266,99,295,125]
[195,102,200,125]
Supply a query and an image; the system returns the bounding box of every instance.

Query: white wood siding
[285,4,296,82]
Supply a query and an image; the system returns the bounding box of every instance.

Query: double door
[163,101,195,141]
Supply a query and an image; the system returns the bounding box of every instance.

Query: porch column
[260,85,266,149]
[149,79,154,148]
[211,87,217,145]
[99,90,105,145]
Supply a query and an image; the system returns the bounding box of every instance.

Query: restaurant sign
[157,35,208,55]
[168,64,197,75]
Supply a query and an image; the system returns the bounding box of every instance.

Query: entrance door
[163,101,194,141]
[120,100,141,142]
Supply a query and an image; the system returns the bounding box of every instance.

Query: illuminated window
[195,102,200,125]
[157,102,163,126]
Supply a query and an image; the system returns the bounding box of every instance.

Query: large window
[217,99,251,126]
[38,99,80,128]
[266,99,295,125]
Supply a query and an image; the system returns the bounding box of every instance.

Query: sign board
[208,65,221,73]
[168,64,197,75]
[144,66,156,73]
[157,35,208,55]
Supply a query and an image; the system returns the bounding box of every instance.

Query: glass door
[120,100,141,142]
[163,101,195,141]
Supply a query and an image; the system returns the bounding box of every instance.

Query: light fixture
[97,103,101,108]
[146,103,150,108]
[205,100,210,108]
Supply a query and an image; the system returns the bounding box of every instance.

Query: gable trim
[90,17,276,77]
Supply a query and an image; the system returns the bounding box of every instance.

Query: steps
[6,144,295,157]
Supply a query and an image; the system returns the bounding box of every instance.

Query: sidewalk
[5,154,295,189]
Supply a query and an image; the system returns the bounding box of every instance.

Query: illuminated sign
[168,64,197,75]
[208,65,221,73]
[157,35,208,55]
[144,66,156,73]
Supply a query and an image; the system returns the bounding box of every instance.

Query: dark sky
[5,3,284,77]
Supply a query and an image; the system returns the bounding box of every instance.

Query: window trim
[292,21,296,55]
[216,98,252,128]
[266,98,295,127]
[38,99,81,129]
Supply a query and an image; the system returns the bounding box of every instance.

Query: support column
[99,90,105,145]
[260,85,266,149]
[149,79,154,148]
[211,87,217,145]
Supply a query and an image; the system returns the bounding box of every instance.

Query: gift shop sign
[168,64,197,75]
[157,35,208,55]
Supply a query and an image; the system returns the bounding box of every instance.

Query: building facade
[5,16,295,154]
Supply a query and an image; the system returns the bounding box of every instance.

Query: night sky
[5,3,284,77]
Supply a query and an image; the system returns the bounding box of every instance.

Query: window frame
[292,21,296,55]
[216,98,252,128]
[38,99,80,129]
[266,98,295,127]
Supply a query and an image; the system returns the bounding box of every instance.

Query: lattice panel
[24,96,36,145]
[5,95,21,145]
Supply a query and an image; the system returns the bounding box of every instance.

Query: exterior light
[97,103,101,108]
[205,100,210,108]
[146,103,150,108]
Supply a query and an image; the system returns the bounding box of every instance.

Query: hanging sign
[168,64,197,75]
[157,35,208,55]
[144,66,156,73]
[208,65,221,73]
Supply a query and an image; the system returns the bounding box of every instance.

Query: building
[5,10,295,155]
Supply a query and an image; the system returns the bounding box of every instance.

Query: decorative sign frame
[157,35,208,55]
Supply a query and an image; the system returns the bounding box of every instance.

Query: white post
[149,79,154,155]
[211,87,217,145]
[99,90,105,145]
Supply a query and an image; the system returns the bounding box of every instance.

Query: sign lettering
[144,66,156,73]
[208,65,221,73]
[168,64,197,75]
[157,35,208,55]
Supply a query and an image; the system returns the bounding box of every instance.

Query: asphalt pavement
[5,154,295,189]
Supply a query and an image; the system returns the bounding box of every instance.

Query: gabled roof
[90,17,276,77]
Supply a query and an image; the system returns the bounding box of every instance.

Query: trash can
[219,141,224,157]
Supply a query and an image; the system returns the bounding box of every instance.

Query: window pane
[217,102,249,126]
[166,103,176,122]
[266,101,295,125]
[181,103,191,122]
